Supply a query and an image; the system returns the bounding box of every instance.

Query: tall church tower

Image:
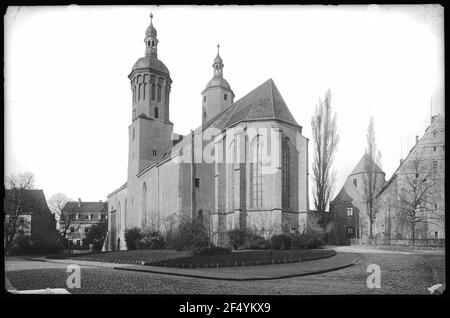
[127,14,174,226]
[201,45,234,124]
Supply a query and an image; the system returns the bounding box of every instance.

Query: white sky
[4,5,444,205]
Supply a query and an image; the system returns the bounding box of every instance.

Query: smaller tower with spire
[145,13,158,57]
[201,44,234,124]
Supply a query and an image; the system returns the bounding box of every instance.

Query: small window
[90,214,94,220]
[224,94,227,101]
[346,227,354,235]
[435,231,439,239]
[153,150,157,157]
[195,177,200,188]
[433,161,438,172]
[203,111,207,119]
[152,41,155,47]
[154,107,159,118]
[433,146,437,152]
[434,203,438,210]
[70,227,75,233]
[133,109,136,120]
[346,207,354,217]
[433,132,436,138]
[353,179,357,187]
[203,95,206,103]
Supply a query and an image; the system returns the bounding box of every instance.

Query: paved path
[4,250,445,294]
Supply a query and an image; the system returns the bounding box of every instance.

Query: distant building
[61,198,107,247]
[328,154,385,245]
[328,114,445,246]
[4,189,56,244]
[375,114,445,242]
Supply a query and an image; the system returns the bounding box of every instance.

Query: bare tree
[47,193,73,239]
[395,158,442,246]
[3,172,35,254]
[311,89,339,224]
[362,117,383,239]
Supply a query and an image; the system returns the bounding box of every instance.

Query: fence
[351,238,445,249]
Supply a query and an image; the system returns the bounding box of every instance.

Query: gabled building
[328,154,385,245]
[105,14,309,251]
[375,114,445,242]
[4,189,56,245]
[61,198,107,247]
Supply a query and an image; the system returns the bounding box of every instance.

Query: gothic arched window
[138,84,142,101]
[143,83,147,100]
[151,83,156,101]
[250,135,264,207]
[282,138,291,209]
[197,210,204,228]
[117,202,121,236]
[142,182,147,226]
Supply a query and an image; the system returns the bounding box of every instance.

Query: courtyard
[4,247,445,295]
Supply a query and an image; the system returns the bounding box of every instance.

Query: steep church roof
[349,153,384,176]
[202,78,300,131]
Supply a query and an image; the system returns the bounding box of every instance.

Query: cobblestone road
[5,252,445,295]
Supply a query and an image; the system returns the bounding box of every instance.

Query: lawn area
[48,250,192,265]
[148,249,336,268]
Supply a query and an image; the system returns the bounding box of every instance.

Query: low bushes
[193,246,231,256]
[291,229,327,249]
[225,229,269,250]
[125,227,165,250]
[271,234,292,250]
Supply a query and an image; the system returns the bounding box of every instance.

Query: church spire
[145,13,158,57]
[212,43,224,78]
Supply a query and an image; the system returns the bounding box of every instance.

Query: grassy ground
[48,250,192,265]
[47,249,336,268]
[148,249,336,268]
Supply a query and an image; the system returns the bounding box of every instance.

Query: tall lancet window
[250,135,264,207]
[282,138,291,209]
[157,84,162,102]
[142,182,147,226]
[151,83,156,101]
[117,202,121,236]
[229,139,237,210]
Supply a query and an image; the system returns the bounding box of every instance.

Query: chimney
[78,198,81,207]
[415,136,419,144]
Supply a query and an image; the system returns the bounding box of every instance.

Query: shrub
[226,229,247,249]
[226,229,269,250]
[291,229,327,249]
[193,246,232,256]
[165,221,211,251]
[141,229,165,250]
[125,227,143,250]
[271,234,292,250]
[243,231,270,249]
[85,220,108,251]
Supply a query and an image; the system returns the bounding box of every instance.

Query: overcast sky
[5,5,444,205]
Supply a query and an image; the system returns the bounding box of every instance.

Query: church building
[104,14,309,251]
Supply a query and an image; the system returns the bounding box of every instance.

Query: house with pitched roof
[375,114,445,243]
[105,14,309,250]
[61,198,107,247]
[328,154,386,245]
[4,189,57,250]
